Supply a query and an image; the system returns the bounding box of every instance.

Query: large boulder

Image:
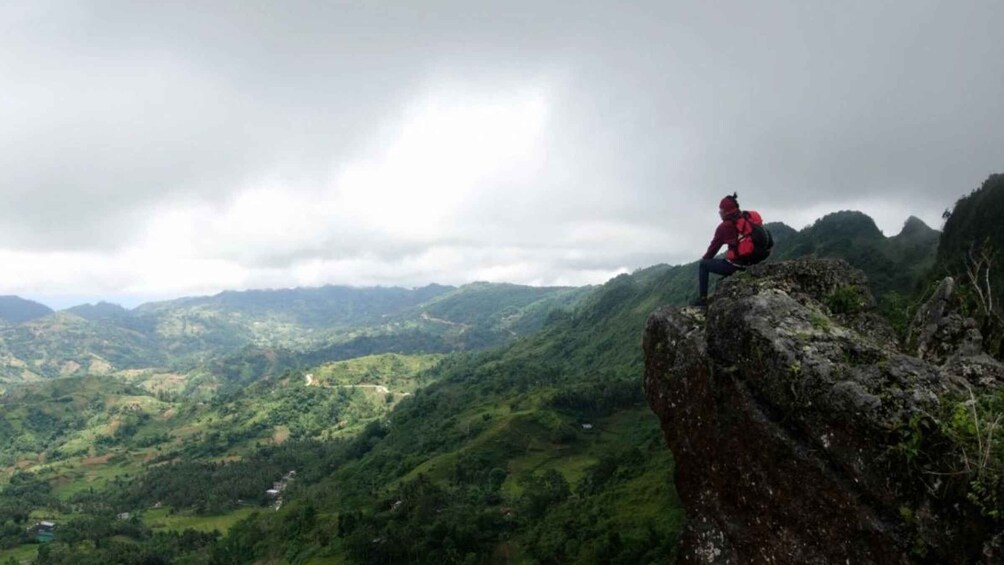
[644,258,1001,564]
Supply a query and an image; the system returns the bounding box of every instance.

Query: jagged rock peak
[896,216,939,239]
[643,258,1001,564]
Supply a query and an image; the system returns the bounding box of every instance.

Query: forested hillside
[932,173,1004,358]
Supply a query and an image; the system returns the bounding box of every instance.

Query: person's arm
[703,222,742,260]
[702,223,727,259]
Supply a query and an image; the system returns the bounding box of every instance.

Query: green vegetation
[311,353,441,390]
[933,174,1004,358]
[914,175,1004,517]
[943,390,1004,518]
[937,174,1004,293]
[826,285,867,316]
[143,505,259,533]
[0,543,38,565]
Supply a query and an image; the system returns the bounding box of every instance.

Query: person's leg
[699,258,740,299]
[698,259,711,299]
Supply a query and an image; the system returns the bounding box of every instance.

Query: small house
[33,521,56,543]
[266,489,280,497]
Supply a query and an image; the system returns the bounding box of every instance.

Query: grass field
[312,353,442,391]
[142,506,258,533]
[501,406,661,495]
[0,543,39,565]
[49,451,148,499]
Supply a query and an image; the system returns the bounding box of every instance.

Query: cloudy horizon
[2,1,1002,310]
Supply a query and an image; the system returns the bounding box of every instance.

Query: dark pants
[699,258,741,298]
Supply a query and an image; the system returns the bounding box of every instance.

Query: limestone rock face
[906,277,985,366]
[643,258,1001,564]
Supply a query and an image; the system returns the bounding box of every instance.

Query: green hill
[0,296,53,324]
[63,302,131,322]
[930,173,1004,357]
[937,173,1004,279]
[0,313,165,383]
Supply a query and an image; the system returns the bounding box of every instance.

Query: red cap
[719,195,739,212]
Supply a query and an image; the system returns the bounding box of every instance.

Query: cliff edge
[643,258,1001,563]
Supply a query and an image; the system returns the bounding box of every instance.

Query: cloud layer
[1,1,1002,307]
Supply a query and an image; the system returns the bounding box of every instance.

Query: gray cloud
[1,0,1002,299]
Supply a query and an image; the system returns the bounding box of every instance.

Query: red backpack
[727,210,773,265]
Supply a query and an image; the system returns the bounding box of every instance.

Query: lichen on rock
[644,258,1002,564]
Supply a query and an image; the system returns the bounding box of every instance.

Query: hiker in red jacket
[695,194,744,307]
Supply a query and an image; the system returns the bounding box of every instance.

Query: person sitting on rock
[695,193,745,307]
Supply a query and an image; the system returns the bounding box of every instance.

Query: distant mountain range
[0,282,590,384]
[769,210,940,297]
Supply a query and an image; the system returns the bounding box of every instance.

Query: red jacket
[703,213,741,260]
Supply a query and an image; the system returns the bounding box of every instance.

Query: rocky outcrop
[906,277,984,366]
[643,259,1002,564]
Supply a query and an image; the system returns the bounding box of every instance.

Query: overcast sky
[2,1,1002,309]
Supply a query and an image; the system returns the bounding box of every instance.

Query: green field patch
[27,508,70,522]
[603,451,684,530]
[109,394,170,412]
[304,554,348,565]
[386,404,577,496]
[142,506,258,533]
[0,543,39,565]
[49,452,145,499]
[312,353,442,392]
[119,370,190,396]
[499,405,660,496]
